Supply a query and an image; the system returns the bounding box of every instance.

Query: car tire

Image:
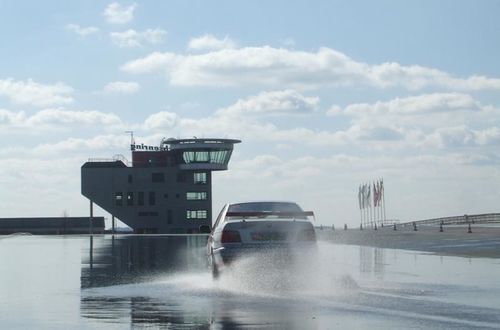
[210,253,219,280]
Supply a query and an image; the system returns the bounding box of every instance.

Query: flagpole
[365,182,368,228]
[366,204,369,227]
[359,188,363,228]
[382,179,387,223]
[376,181,384,225]
[377,197,384,224]
[375,186,378,227]
[369,198,372,228]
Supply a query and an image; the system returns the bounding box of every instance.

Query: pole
[364,205,367,228]
[89,200,94,235]
[368,202,371,228]
[89,235,94,270]
[378,197,381,226]
[112,215,115,234]
[382,185,387,223]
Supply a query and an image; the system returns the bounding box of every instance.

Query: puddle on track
[1,235,500,329]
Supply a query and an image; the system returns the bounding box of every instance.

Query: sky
[1,0,499,227]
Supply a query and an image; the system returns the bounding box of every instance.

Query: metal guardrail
[88,154,130,166]
[403,213,500,226]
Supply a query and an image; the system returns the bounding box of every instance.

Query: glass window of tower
[115,192,123,206]
[186,192,207,200]
[194,172,207,184]
[186,210,208,219]
[209,150,228,164]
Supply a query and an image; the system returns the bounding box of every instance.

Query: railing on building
[88,154,130,167]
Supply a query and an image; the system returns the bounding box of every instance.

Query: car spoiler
[226,211,315,220]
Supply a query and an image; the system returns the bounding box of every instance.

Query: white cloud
[34,134,128,155]
[216,90,319,117]
[28,109,123,127]
[344,93,479,116]
[103,2,136,24]
[120,52,180,73]
[187,34,236,51]
[121,46,500,91]
[2,97,499,222]
[65,24,99,37]
[0,109,25,126]
[103,81,140,94]
[422,125,500,148]
[476,127,500,145]
[328,93,496,143]
[136,91,500,153]
[0,109,123,129]
[143,112,179,130]
[110,28,166,47]
[140,108,393,149]
[0,78,74,107]
[326,105,342,116]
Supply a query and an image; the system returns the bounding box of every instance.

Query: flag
[373,182,378,207]
[367,184,371,207]
[358,185,362,210]
[364,183,370,208]
[361,183,366,209]
[378,179,384,202]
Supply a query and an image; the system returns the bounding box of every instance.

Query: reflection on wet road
[1,235,500,329]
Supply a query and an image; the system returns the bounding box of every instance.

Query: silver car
[201,201,317,278]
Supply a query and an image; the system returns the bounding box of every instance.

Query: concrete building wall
[82,164,212,233]
[0,217,104,235]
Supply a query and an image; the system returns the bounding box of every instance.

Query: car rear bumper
[212,242,317,267]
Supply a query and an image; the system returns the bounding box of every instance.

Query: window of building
[196,151,209,162]
[209,150,228,164]
[128,174,133,183]
[138,192,144,206]
[182,151,213,164]
[149,191,156,206]
[167,210,173,224]
[186,192,207,200]
[152,172,165,183]
[115,192,123,206]
[186,210,208,219]
[127,192,134,206]
[164,193,168,199]
[194,172,207,184]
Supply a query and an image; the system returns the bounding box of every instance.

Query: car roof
[227,200,299,206]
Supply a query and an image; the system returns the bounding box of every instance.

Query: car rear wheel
[210,252,219,279]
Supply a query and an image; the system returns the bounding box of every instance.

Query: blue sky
[1,1,500,226]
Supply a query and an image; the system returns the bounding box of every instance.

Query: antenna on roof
[125,131,134,145]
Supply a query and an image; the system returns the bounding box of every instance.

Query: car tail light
[297,229,316,241]
[221,230,241,243]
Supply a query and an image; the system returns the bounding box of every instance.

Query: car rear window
[228,202,303,213]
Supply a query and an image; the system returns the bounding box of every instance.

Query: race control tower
[81,137,240,234]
